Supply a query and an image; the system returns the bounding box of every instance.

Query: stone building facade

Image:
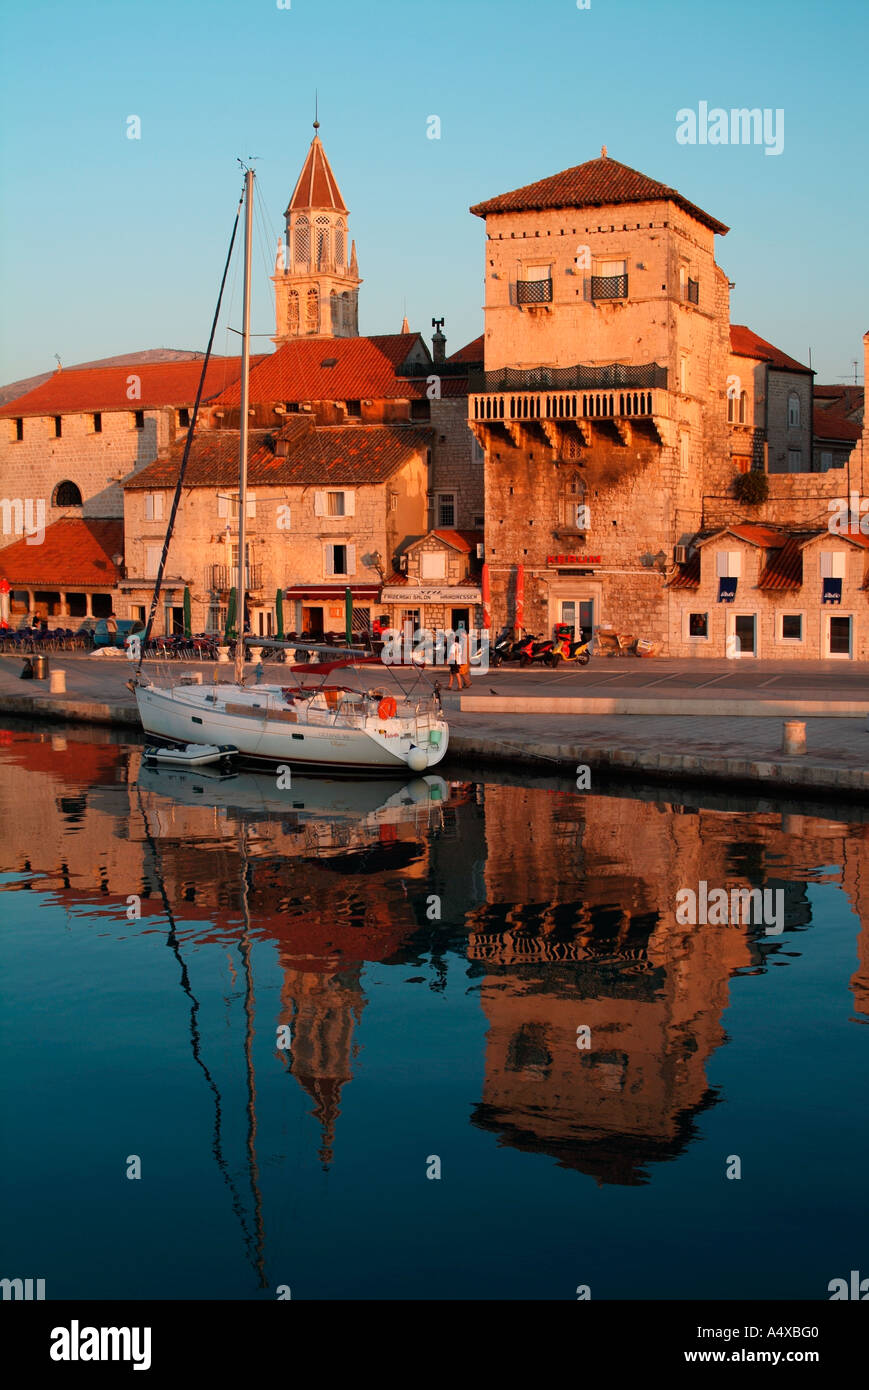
[468,151,733,643]
[466,152,864,655]
[121,418,430,637]
[0,357,246,547]
[668,522,869,660]
[380,528,484,637]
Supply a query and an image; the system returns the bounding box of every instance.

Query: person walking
[447,633,471,690]
[105,612,118,644]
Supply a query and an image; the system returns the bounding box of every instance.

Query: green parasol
[345,586,353,645]
[182,586,192,639]
[275,588,284,640]
[224,586,237,642]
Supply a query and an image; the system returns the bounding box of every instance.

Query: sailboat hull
[134,682,449,772]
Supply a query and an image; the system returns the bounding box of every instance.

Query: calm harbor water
[1,723,866,1301]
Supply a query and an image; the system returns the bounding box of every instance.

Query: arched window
[294,216,310,263]
[330,290,339,332]
[287,291,299,335]
[335,222,345,267]
[53,480,82,506]
[560,471,587,528]
[306,287,319,333]
[316,216,330,268]
[788,393,800,428]
[739,390,747,424]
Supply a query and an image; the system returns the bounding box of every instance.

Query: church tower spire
[273,122,362,343]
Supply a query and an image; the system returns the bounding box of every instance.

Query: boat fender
[378,696,397,720]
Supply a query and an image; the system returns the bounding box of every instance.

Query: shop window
[780,614,803,641]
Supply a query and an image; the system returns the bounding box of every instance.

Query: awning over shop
[282,585,381,600]
[380,586,482,603]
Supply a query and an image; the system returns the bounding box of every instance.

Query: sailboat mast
[234,165,254,686]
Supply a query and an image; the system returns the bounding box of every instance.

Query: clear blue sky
[1,0,865,386]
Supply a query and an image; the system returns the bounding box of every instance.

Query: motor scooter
[552,633,592,665]
[518,634,559,668]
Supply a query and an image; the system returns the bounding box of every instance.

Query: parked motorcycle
[518,634,559,668]
[491,632,524,666]
[552,633,592,665]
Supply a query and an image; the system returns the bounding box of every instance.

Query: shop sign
[380,586,482,602]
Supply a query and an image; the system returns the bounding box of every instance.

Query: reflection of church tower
[273,121,361,343]
[279,963,364,1168]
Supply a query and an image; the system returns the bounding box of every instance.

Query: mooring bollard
[49,668,67,694]
[782,719,806,755]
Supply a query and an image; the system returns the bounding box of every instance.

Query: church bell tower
[273,121,361,343]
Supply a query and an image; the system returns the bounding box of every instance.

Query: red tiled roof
[124,420,431,489]
[216,334,445,406]
[287,135,348,213]
[813,407,861,443]
[758,536,805,590]
[0,518,123,586]
[698,523,790,550]
[0,357,258,417]
[470,155,729,234]
[448,336,484,365]
[668,551,700,589]
[430,529,483,553]
[729,326,811,374]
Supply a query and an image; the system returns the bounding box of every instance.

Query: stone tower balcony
[468,362,675,449]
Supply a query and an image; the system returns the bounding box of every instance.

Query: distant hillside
[0,348,208,409]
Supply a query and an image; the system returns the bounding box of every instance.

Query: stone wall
[430,397,484,529]
[0,407,174,548]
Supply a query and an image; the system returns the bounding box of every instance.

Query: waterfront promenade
[1,654,867,797]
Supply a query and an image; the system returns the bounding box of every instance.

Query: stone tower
[273,122,361,343]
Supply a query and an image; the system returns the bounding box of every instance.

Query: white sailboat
[132,166,448,773]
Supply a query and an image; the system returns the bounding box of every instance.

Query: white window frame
[436,492,456,528]
[324,542,355,578]
[144,492,164,522]
[777,612,805,643]
[246,492,256,519]
[315,489,356,518]
[217,493,230,519]
[684,610,710,641]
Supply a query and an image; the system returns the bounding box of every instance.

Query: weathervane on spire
[313,90,319,132]
[601,144,607,158]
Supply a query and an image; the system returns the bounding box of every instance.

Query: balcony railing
[211,563,263,591]
[685,278,699,304]
[468,362,667,394]
[471,386,668,425]
[590,272,628,301]
[516,277,553,305]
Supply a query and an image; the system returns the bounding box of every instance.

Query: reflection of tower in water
[278,964,363,1169]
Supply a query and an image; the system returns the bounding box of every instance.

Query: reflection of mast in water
[237,825,267,1287]
[134,787,266,1286]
